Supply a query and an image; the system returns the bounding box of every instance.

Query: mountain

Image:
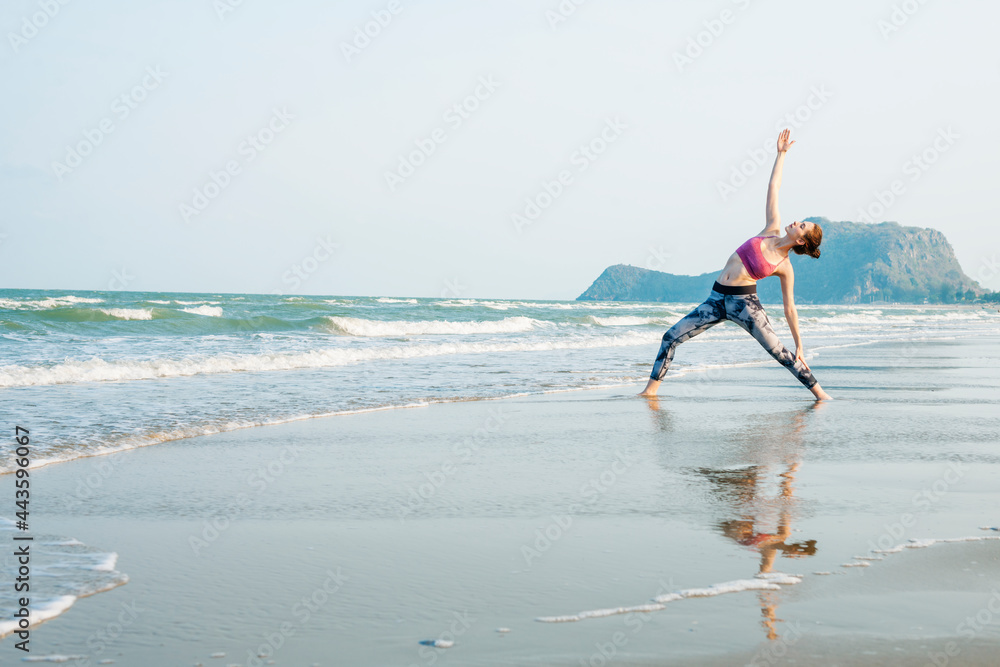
[577,218,989,305]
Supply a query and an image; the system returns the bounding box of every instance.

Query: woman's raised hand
[776,128,796,153]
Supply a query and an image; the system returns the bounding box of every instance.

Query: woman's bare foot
[638,379,660,397]
[810,384,832,401]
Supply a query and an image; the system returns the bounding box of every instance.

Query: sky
[1,0,998,299]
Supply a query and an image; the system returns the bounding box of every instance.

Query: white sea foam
[872,535,1000,556]
[41,296,104,306]
[907,539,937,549]
[90,553,119,572]
[376,297,418,304]
[537,575,801,623]
[538,530,998,626]
[324,315,543,336]
[660,578,790,599]
[431,299,484,307]
[430,299,647,310]
[99,308,153,320]
[532,301,672,311]
[537,603,667,623]
[907,536,1000,548]
[873,545,907,554]
[175,300,220,305]
[804,310,999,326]
[0,595,77,640]
[0,519,127,639]
[755,572,803,583]
[0,296,103,310]
[19,650,86,662]
[181,305,224,317]
[587,315,671,326]
[0,332,653,388]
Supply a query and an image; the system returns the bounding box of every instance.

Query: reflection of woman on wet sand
[646,398,822,640]
[706,405,821,640]
[712,461,816,640]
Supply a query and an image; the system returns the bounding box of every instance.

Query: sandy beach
[1,335,998,665]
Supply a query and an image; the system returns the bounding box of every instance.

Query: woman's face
[785,220,813,244]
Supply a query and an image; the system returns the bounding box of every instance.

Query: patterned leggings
[650,290,818,388]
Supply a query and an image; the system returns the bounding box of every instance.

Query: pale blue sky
[2,0,998,298]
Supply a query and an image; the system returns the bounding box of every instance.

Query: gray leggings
[650,290,818,388]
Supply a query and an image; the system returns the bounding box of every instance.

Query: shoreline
[2,327,991,477]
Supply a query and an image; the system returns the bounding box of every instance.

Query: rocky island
[578,218,992,304]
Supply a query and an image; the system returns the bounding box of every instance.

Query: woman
[639,129,832,401]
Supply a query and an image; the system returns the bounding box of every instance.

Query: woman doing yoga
[639,129,832,401]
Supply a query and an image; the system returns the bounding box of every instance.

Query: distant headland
[578,218,996,305]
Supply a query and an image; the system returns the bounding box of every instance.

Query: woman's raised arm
[760,129,795,236]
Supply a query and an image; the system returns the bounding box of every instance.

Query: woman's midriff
[716,251,757,287]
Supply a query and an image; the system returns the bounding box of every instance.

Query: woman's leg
[640,296,725,396]
[724,295,830,399]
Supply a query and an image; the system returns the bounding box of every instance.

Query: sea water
[2,288,998,472]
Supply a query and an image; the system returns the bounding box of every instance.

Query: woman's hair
[792,223,823,258]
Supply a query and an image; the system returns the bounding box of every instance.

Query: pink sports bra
[736,236,786,280]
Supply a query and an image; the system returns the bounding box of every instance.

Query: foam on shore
[536,574,802,623]
[0,518,128,639]
[537,534,1000,625]
[19,650,87,662]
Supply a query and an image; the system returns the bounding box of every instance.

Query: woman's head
[785,220,823,258]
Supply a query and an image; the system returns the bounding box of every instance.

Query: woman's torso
[717,235,787,286]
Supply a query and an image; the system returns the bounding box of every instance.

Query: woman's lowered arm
[779,265,806,364]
